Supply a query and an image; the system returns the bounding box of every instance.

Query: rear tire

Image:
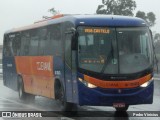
[18,76,27,100]
[18,76,35,102]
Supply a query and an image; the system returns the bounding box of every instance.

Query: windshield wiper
[100,41,114,74]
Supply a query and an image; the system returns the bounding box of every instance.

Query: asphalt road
[0,76,160,120]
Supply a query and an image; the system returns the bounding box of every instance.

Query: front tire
[55,80,75,112]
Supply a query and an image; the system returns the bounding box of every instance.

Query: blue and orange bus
[3,14,154,111]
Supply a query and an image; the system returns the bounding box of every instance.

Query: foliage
[135,11,146,20]
[154,33,160,42]
[96,0,156,27]
[136,11,156,27]
[96,0,136,16]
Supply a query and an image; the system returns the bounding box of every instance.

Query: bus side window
[12,33,21,56]
[47,24,62,55]
[20,32,30,56]
[29,30,39,56]
[38,28,48,56]
[3,35,14,57]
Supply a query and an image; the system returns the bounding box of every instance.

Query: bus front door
[64,34,73,102]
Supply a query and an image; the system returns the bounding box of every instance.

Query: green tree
[96,0,136,16]
[154,33,160,42]
[154,33,160,56]
[97,0,156,27]
[147,12,156,26]
[135,11,146,20]
[136,11,156,27]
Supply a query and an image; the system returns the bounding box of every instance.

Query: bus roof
[5,14,147,34]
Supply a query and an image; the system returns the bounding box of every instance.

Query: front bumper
[78,81,154,106]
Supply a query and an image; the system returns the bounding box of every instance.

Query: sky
[0,0,160,44]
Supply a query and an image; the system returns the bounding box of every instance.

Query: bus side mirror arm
[65,27,77,50]
[71,33,78,50]
[65,27,76,34]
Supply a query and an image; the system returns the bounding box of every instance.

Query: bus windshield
[77,27,153,74]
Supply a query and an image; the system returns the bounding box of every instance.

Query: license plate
[113,103,125,108]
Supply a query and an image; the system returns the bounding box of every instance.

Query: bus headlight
[78,78,97,88]
[140,79,153,87]
[87,83,97,88]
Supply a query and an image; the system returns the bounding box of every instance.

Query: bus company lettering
[125,82,139,87]
[105,83,118,87]
[36,62,51,71]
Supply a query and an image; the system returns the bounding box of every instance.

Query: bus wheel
[115,105,129,111]
[18,77,27,100]
[55,80,75,111]
[18,77,35,102]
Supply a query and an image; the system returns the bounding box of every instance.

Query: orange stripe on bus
[15,56,55,98]
[84,74,152,89]
[15,56,54,76]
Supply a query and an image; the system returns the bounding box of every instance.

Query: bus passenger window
[29,30,39,56]
[47,24,62,55]
[38,28,48,55]
[12,33,21,56]
[20,32,30,56]
[3,35,14,57]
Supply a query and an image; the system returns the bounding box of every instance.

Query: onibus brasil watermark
[1,111,160,117]
[1,112,42,118]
